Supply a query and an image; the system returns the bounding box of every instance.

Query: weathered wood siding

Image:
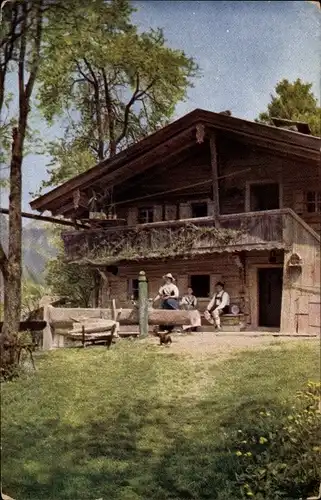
[218,137,321,233]
[102,254,244,311]
[281,214,321,334]
[99,250,287,329]
[112,135,320,233]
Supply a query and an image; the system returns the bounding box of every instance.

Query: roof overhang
[30,108,321,214]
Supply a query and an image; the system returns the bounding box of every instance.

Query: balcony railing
[61,209,292,265]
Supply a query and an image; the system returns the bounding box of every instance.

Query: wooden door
[258,267,283,327]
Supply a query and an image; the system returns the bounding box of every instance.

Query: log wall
[112,135,320,233]
[100,252,275,327]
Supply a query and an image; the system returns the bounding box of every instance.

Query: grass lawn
[1,340,319,500]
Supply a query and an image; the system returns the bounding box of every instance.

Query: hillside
[0,215,58,284]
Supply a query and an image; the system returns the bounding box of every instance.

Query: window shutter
[179,203,191,219]
[127,207,138,226]
[293,191,304,215]
[153,205,163,222]
[165,204,177,221]
[208,201,216,217]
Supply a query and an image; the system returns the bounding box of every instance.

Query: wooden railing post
[138,270,148,338]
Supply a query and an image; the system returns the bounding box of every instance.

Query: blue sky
[0,0,320,213]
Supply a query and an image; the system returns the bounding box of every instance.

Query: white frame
[248,264,283,329]
[305,190,321,213]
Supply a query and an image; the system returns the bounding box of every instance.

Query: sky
[0,0,320,213]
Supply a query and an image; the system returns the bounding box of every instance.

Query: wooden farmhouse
[30,109,321,334]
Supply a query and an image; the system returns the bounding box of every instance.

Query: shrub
[227,382,321,499]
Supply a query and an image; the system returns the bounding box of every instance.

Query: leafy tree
[46,254,96,308]
[36,0,199,191]
[0,0,45,367]
[257,78,321,136]
[21,280,46,319]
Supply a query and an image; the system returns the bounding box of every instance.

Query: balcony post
[138,270,149,338]
[209,132,220,227]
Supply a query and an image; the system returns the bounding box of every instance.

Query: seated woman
[180,287,199,332]
[153,273,179,333]
[180,287,197,310]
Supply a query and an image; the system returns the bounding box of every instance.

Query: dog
[155,330,172,346]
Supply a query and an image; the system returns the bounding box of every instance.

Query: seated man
[204,281,230,331]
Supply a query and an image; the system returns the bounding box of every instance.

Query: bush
[227,382,321,499]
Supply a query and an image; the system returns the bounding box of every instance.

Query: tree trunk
[2,127,23,343]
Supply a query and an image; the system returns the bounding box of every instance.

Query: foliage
[1,341,319,499]
[45,251,96,307]
[257,78,321,136]
[228,381,321,499]
[36,0,199,191]
[64,223,243,265]
[21,280,46,320]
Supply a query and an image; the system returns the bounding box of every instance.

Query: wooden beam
[209,132,220,226]
[31,125,196,213]
[50,129,196,217]
[115,146,199,200]
[0,207,88,229]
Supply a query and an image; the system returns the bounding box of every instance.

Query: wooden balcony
[61,209,299,265]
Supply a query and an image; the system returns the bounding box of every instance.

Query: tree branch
[115,73,141,147]
[83,58,104,160]
[24,0,43,104]
[101,67,116,156]
[115,76,157,147]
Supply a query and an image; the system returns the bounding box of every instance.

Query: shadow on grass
[2,396,288,500]
[2,342,319,500]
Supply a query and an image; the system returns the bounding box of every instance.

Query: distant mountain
[0,215,58,285]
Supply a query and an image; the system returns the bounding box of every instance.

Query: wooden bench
[201,312,245,332]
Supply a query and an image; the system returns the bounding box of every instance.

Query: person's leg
[213,308,222,329]
[166,298,178,333]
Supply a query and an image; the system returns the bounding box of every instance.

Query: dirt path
[147,332,318,359]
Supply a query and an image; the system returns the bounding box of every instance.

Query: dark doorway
[190,275,210,298]
[191,202,208,218]
[250,183,280,211]
[258,267,283,327]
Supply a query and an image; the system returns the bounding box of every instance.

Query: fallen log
[118,308,201,327]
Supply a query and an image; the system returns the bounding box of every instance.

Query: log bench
[201,313,245,332]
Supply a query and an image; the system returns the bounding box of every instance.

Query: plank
[209,132,220,225]
[0,321,46,332]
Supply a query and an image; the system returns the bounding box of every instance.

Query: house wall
[99,250,287,329]
[113,135,321,233]
[219,141,321,233]
[281,216,321,334]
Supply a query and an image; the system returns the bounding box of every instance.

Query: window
[306,191,321,213]
[128,279,139,300]
[249,183,280,211]
[191,202,208,218]
[138,207,154,224]
[189,275,210,298]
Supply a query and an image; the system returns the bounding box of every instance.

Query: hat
[215,281,225,288]
[163,273,175,282]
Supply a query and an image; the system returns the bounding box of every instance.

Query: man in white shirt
[204,282,230,331]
